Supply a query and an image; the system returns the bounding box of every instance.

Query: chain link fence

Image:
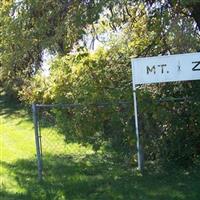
[32,102,134,181]
[32,97,200,181]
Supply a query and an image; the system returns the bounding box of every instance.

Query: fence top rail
[34,97,200,108]
[35,101,132,108]
[158,97,193,103]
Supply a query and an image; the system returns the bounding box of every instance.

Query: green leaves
[2,0,200,165]
[0,0,107,97]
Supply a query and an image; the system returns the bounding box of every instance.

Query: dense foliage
[0,0,107,98]
[1,0,200,167]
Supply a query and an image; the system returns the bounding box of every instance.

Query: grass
[1,95,200,200]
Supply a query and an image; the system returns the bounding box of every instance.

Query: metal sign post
[131,52,200,171]
[132,77,143,171]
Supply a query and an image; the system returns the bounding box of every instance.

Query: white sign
[132,52,200,85]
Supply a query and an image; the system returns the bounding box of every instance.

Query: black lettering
[192,61,200,71]
[158,64,167,74]
[147,66,156,74]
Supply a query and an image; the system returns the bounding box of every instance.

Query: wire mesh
[35,102,134,178]
[139,97,200,166]
[34,97,200,179]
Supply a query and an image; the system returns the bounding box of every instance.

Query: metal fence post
[32,104,43,181]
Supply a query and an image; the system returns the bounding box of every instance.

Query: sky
[41,50,55,76]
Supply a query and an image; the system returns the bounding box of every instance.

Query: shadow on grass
[1,153,200,200]
[0,94,32,123]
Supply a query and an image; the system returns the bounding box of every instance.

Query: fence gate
[32,102,133,181]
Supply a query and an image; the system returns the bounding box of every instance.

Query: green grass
[1,96,200,200]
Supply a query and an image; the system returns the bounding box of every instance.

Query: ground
[0,96,200,200]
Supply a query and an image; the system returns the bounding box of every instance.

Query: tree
[20,4,200,164]
[0,0,108,97]
[2,0,200,99]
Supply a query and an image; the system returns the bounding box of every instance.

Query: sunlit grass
[0,109,33,193]
[41,127,94,156]
[0,115,35,162]
[0,103,95,195]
